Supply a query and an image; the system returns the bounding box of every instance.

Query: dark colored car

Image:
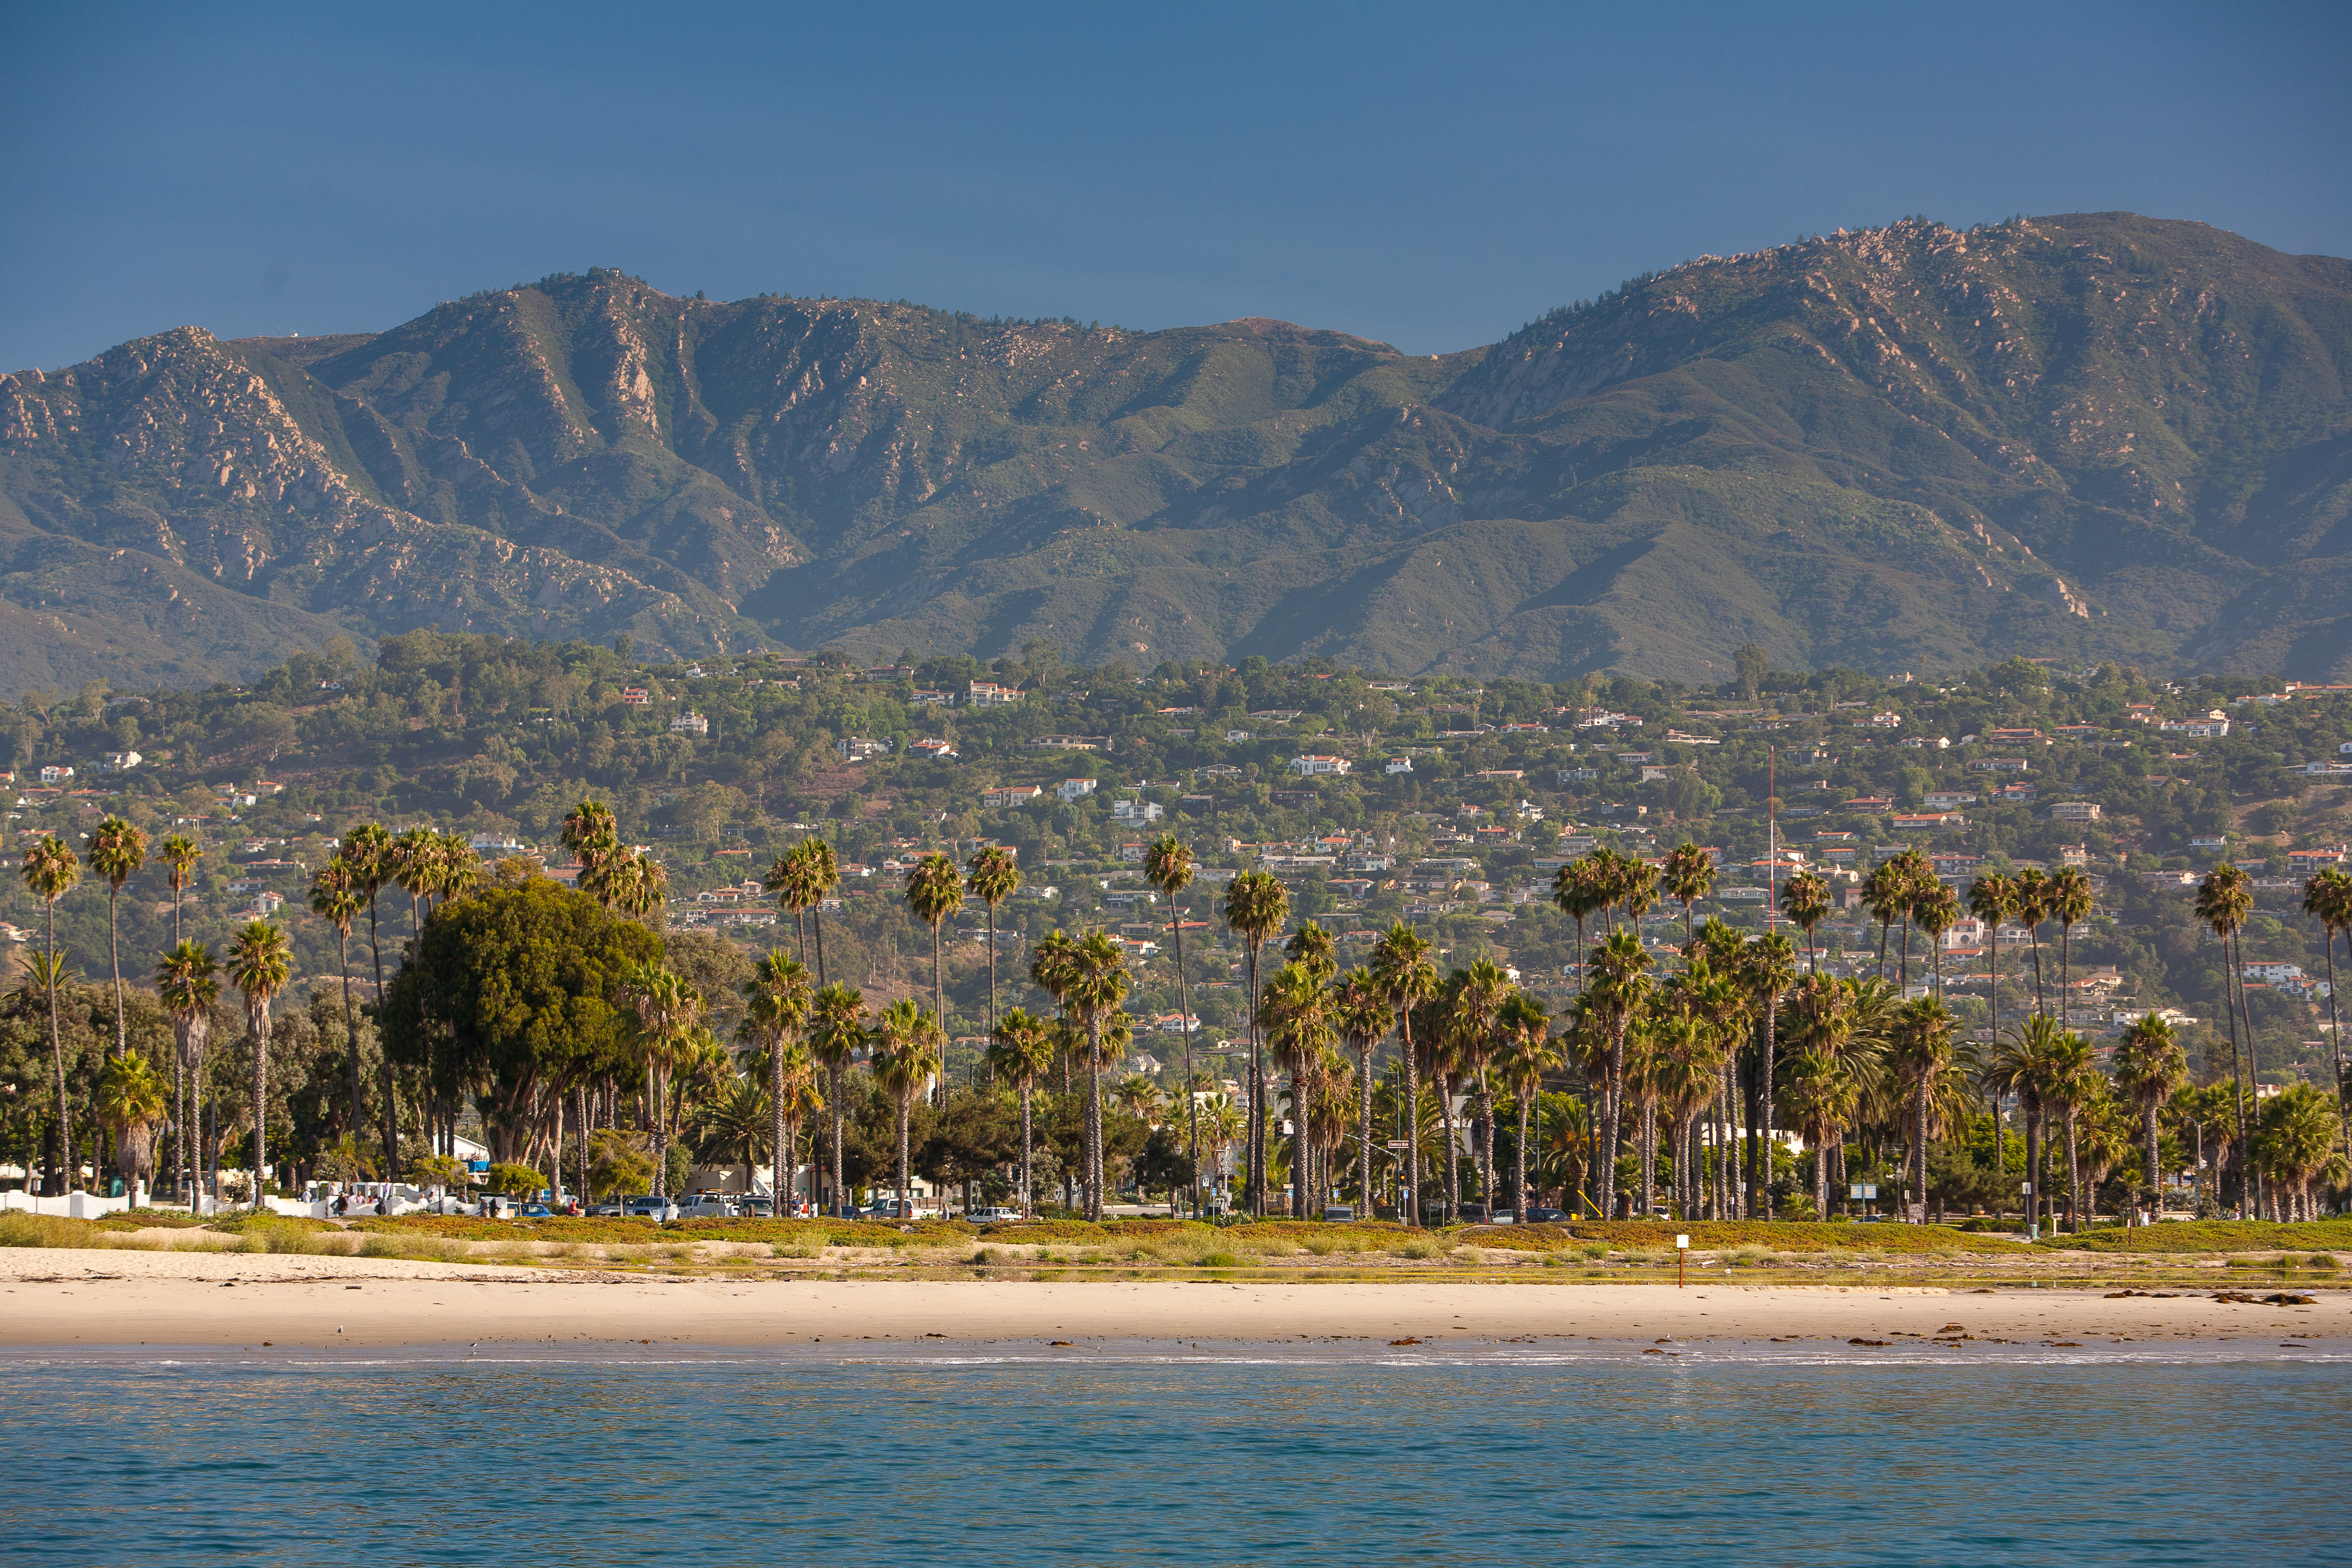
[1523,1207,1570,1223]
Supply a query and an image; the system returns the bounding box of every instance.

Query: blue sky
[3,2,2346,368]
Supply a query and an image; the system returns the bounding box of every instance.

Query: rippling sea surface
[4,1347,2347,1564]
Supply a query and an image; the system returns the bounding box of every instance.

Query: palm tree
[809,983,868,1214]
[867,999,934,1217]
[965,844,1021,1034]
[2014,867,2052,1016]
[93,1050,166,1202]
[1860,859,1908,981]
[1284,921,1339,982]
[1586,928,1656,1217]
[1258,961,1331,1217]
[1888,997,1954,1221]
[2251,1082,2342,1221]
[620,964,704,1201]
[155,941,218,1204]
[227,920,291,1208]
[1497,991,1556,1219]
[1222,869,1289,1215]
[158,833,201,947]
[309,858,368,1139]
[988,1007,1055,1213]
[775,838,842,986]
[1991,1014,2076,1234]
[2047,866,2094,1018]
[1064,930,1132,1221]
[85,814,146,1061]
[2112,1014,2187,1223]
[2194,863,2256,1216]
[1777,1047,1859,1222]
[1140,832,1199,1208]
[1370,922,1438,1225]
[743,951,814,1212]
[339,821,399,1175]
[1331,970,1391,1216]
[1661,842,1716,953]
[765,841,820,968]
[1551,858,1605,992]
[1452,958,1511,1211]
[2040,1028,2098,1232]
[391,825,440,948]
[902,853,965,1093]
[1780,869,1831,976]
[1967,871,2019,1173]
[560,798,621,892]
[1740,930,1796,1218]
[1914,883,1961,1001]
[20,836,80,1189]
[2301,865,2352,1163]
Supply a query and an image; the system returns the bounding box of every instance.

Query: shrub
[1197,1251,1241,1268]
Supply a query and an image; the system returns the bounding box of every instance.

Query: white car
[969,1207,1025,1225]
[674,1195,737,1219]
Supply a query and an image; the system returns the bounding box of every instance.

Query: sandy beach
[2,1245,2342,1352]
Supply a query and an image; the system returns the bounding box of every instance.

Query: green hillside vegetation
[3,214,2347,694]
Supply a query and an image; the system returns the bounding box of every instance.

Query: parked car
[516,1202,555,1219]
[969,1207,1024,1225]
[622,1196,670,1219]
[1522,1207,1570,1224]
[1321,1205,1355,1222]
[734,1197,774,1218]
[586,1200,625,1217]
[674,1194,737,1219]
[1455,1203,1493,1223]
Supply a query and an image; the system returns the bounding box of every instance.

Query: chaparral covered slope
[1,212,2344,695]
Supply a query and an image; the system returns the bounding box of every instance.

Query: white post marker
[1676,1233,1689,1287]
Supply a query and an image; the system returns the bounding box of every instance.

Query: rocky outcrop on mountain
[1,214,2346,694]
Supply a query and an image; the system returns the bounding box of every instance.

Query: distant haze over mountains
[1,211,2346,697]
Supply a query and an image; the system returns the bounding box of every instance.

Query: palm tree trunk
[897,1096,912,1217]
[984,900,998,1036]
[1898,914,1912,991]
[1086,1019,1104,1222]
[1515,1094,1531,1224]
[771,1035,787,1214]
[813,909,828,990]
[1815,1132,1830,1224]
[931,923,947,1104]
[1402,1017,1420,1226]
[2326,923,2350,1165]
[335,929,362,1144]
[2028,929,2045,1018]
[2231,926,2259,1217]
[1914,1074,1930,1224]
[1019,1081,1033,1214]
[1477,1069,1496,1214]
[1603,1031,1625,1217]
[2065,1112,2082,1233]
[366,898,397,1179]
[2059,920,2071,1024]
[1437,1070,1460,1222]
[1246,947,1266,1216]
[2145,1103,2161,1224]
[107,887,125,1060]
[251,1017,269,1210]
[830,1063,846,1215]
[1173,901,1198,1217]
[1759,992,1779,1219]
[1359,1042,1376,1216]
[46,899,72,1192]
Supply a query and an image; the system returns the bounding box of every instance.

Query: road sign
[1385,1139,1411,1150]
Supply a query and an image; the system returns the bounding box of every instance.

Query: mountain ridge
[2,212,2346,698]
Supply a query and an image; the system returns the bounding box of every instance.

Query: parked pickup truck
[674,1194,738,1219]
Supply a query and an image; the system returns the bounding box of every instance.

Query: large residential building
[1290,755,1350,776]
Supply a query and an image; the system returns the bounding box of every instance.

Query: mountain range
[2,211,2346,698]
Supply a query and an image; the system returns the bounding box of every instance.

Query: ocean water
[4,1347,2347,1565]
